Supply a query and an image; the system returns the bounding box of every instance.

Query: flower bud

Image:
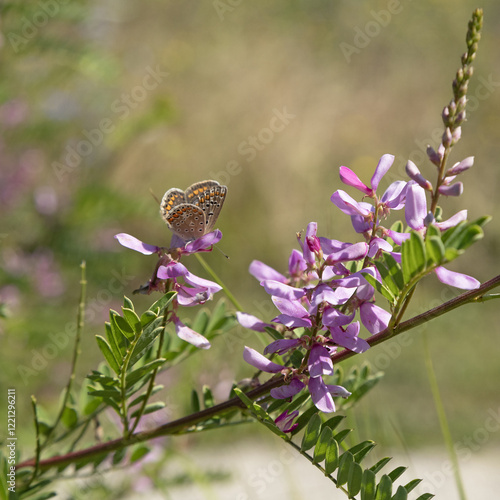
[446,156,474,176]
[405,160,433,190]
[442,128,452,148]
[439,182,463,197]
[426,146,441,166]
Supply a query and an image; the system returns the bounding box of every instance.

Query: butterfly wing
[185,180,227,233]
[160,188,187,223]
[163,203,206,241]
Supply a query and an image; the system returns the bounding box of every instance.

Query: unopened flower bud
[438,182,463,197]
[427,145,441,167]
[446,156,474,176]
[424,212,435,227]
[451,127,462,144]
[405,160,433,190]
[442,128,452,148]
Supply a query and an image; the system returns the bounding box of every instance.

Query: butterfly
[160,180,227,242]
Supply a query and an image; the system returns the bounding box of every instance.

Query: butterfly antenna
[149,188,161,206]
[215,245,230,259]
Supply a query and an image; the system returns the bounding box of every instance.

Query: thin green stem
[423,333,467,500]
[195,253,243,311]
[27,396,41,486]
[42,261,87,448]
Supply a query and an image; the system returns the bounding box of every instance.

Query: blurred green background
[1,0,499,487]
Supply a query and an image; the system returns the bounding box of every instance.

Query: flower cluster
[240,154,479,413]
[115,231,223,349]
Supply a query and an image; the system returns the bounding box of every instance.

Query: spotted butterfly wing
[185,180,227,233]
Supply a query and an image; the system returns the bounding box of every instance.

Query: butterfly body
[160,180,227,242]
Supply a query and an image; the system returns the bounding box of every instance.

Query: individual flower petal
[368,238,393,258]
[438,182,463,197]
[184,230,222,253]
[308,344,334,378]
[405,160,433,190]
[243,346,283,373]
[272,296,309,317]
[271,378,305,399]
[264,338,301,355]
[236,312,270,332]
[359,302,391,334]
[115,233,159,255]
[308,376,335,413]
[325,242,368,265]
[325,384,352,399]
[322,307,355,327]
[157,262,188,279]
[434,210,467,231]
[370,154,395,192]
[434,267,480,289]
[272,314,312,329]
[262,280,306,301]
[310,284,354,312]
[339,166,372,196]
[249,260,287,283]
[387,230,410,245]
[174,317,211,349]
[329,323,370,353]
[184,271,222,294]
[302,222,318,265]
[381,181,407,209]
[331,190,371,217]
[175,284,211,306]
[288,249,307,276]
[275,409,300,433]
[405,182,427,230]
[319,237,350,255]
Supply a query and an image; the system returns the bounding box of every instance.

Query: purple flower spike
[243,346,283,373]
[308,344,334,378]
[249,260,287,283]
[173,317,211,349]
[271,378,305,400]
[236,312,270,332]
[434,267,480,289]
[275,409,300,433]
[370,154,395,192]
[339,166,372,196]
[115,233,159,255]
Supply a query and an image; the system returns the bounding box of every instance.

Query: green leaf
[415,494,435,500]
[324,436,340,475]
[333,428,352,445]
[291,405,318,435]
[300,413,322,452]
[130,401,165,418]
[264,326,284,341]
[130,444,151,463]
[347,440,376,463]
[382,253,404,291]
[370,457,392,474]
[375,474,393,500]
[112,447,127,465]
[347,461,363,497]
[95,335,120,374]
[122,307,141,333]
[123,296,134,310]
[125,359,166,388]
[362,271,396,303]
[83,397,102,416]
[444,247,461,261]
[233,387,253,409]
[61,407,78,429]
[149,291,176,313]
[129,385,164,408]
[425,235,445,267]
[323,415,345,432]
[336,451,354,486]
[392,485,408,500]
[105,321,125,361]
[374,261,400,298]
[203,385,215,409]
[403,478,422,493]
[206,299,227,333]
[388,466,407,482]
[129,321,166,368]
[112,312,135,339]
[191,389,200,413]
[361,468,377,500]
[402,231,426,283]
[313,426,333,464]
[140,310,157,327]
[87,389,121,400]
